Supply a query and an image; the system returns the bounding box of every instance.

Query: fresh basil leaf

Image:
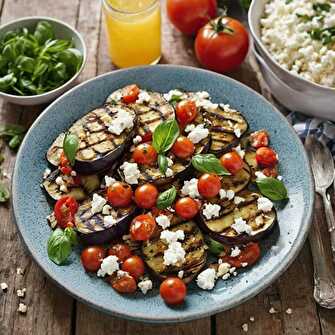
[169,94,182,106]
[58,48,83,74]
[47,228,72,265]
[0,182,10,202]
[32,60,48,81]
[64,227,78,246]
[19,78,38,95]
[158,154,168,174]
[152,119,179,154]
[51,62,67,81]
[313,3,331,12]
[34,21,54,45]
[63,133,79,166]
[0,73,16,91]
[2,43,16,60]
[205,236,225,255]
[8,134,24,150]
[256,177,288,201]
[157,186,177,210]
[0,123,26,137]
[2,31,17,43]
[192,154,230,176]
[16,55,35,73]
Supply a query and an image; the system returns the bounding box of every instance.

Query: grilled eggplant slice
[74,201,139,245]
[197,192,276,245]
[142,221,207,283]
[244,149,258,181]
[221,162,251,193]
[47,104,136,174]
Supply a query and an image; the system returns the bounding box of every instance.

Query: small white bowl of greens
[0,16,86,105]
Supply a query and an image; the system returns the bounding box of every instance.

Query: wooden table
[1,0,335,334]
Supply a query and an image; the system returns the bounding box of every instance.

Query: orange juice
[102,0,161,68]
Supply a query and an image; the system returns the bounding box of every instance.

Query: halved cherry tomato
[141,131,152,143]
[132,143,158,166]
[176,100,198,126]
[262,167,278,178]
[256,147,278,168]
[59,151,72,175]
[250,130,269,149]
[171,136,195,159]
[220,151,243,175]
[122,84,140,104]
[134,183,158,209]
[107,181,133,208]
[81,246,105,272]
[160,277,187,305]
[220,242,261,268]
[54,196,79,228]
[197,173,221,198]
[121,255,145,280]
[130,214,156,241]
[111,275,137,293]
[108,243,132,262]
[175,197,199,219]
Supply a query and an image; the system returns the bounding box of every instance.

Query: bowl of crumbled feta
[249,0,335,120]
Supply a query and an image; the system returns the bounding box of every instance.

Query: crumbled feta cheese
[249,316,255,322]
[185,124,195,132]
[165,168,173,177]
[217,262,231,277]
[277,175,283,181]
[60,184,68,193]
[17,303,27,314]
[231,217,252,235]
[242,323,248,332]
[187,124,209,144]
[220,103,237,113]
[234,196,245,205]
[196,268,216,290]
[166,157,174,167]
[108,109,134,135]
[226,189,235,200]
[97,255,119,277]
[70,170,77,177]
[16,268,24,275]
[178,270,184,279]
[104,215,116,226]
[269,307,278,314]
[230,246,241,257]
[55,176,64,186]
[108,90,122,102]
[219,189,227,199]
[229,267,237,274]
[156,215,171,229]
[161,230,185,244]
[163,89,185,101]
[241,262,248,268]
[222,273,230,280]
[1,282,8,291]
[163,241,186,266]
[138,279,153,294]
[233,271,238,276]
[91,193,107,214]
[43,168,51,179]
[136,90,151,104]
[102,204,112,215]
[181,178,200,198]
[234,145,245,159]
[257,197,273,212]
[116,270,128,278]
[120,162,141,184]
[220,189,236,201]
[133,135,142,144]
[17,288,26,298]
[286,308,293,315]
[202,203,221,220]
[195,91,210,99]
[255,171,267,180]
[105,176,116,187]
[234,126,241,138]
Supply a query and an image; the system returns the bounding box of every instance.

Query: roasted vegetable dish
[42,85,288,305]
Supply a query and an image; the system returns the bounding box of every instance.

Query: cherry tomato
[250,130,269,149]
[195,16,249,73]
[122,84,140,104]
[54,196,79,228]
[197,173,221,198]
[256,147,278,168]
[107,181,133,208]
[134,183,158,209]
[175,197,199,219]
[108,243,132,262]
[141,131,152,143]
[176,100,198,126]
[220,151,243,175]
[121,255,145,280]
[171,136,195,159]
[160,277,187,305]
[59,151,72,175]
[220,242,261,268]
[111,275,137,294]
[81,246,105,272]
[262,167,278,178]
[130,214,156,241]
[167,0,217,35]
[132,143,158,166]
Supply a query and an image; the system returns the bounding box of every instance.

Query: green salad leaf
[256,177,288,201]
[157,186,177,210]
[158,154,168,174]
[152,119,180,154]
[192,154,230,176]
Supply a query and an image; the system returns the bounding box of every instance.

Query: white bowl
[0,17,86,106]
[248,0,335,120]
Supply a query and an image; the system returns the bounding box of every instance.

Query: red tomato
[176,100,198,126]
[130,214,156,241]
[262,167,278,178]
[250,130,269,149]
[54,196,79,228]
[220,242,261,268]
[220,151,243,175]
[132,143,158,166]
[111,275,137,294]
[160,277,187,305]
[197,174,221,198]
[171,136,195,159]
[107,181,133,208]
[167,0,217,35]
[134,183,158,209]
[141,131,152,143]
[175,197,199,219]
[59,151,72,175]
[108,243,132,262]
[81,246,105,272]
[195,16,249,73]
[121,255,145,280]
[256,147,278,168]
[122,84,140,104]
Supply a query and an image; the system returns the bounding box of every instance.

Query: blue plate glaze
[12,65,314,323]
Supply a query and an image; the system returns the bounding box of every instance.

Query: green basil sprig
[63,133,79,166]
[158,154,168,174]
[192,154,230,176]
[0,123,26,150]
[256,177,288,201]
[205,236,225,255]
[0,183,10,202]
[152,119,180,154]
[157,186,177,210]
[47,227,78,265]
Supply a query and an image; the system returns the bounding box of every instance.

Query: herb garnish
[192,154,230,175]
[63,133,79,166]
[309,26,335,45]
[256,177,288,201]
[157,186,177,210]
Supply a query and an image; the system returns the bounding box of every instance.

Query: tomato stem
[211,16,235,35]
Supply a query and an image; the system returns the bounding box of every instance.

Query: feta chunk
[234,145,245,159]
[107,90,122,102]
[156,215,171,229]
[255,171,267,180]
[166,157,174,167]
[165,168,173,177]
[184,124,195,132]
[163,241,186,266]
[108,109,134,135]
[202,203,221,220]
[55,176,64,186]
[136,90,151,104]
[91,193,107,214]
[234,126,241,138]
[120,162,141,184]
[133,135,142,144]
[178,270,184,279]
[181,178,200,198]
[226,189,235,200]
[102,204,112,215]
[160,229,185,244]
[105,176,116,187]
[17,288,26,298]
[187,124,209,144]
[97,255,119,277]
[234,196,245,205]
[257,197,273,212]
[231,217,252,235]
[230,246,241,257]
[196,268,216,290]
[163,89,185,101]
[217,262,231,277]
[138,279,153,294]
[43,168,51,179]
[104,215,116,226]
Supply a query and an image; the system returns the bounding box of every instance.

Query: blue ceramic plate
[12,65,314,323]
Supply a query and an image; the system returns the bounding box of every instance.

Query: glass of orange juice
[102,0,161,68]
